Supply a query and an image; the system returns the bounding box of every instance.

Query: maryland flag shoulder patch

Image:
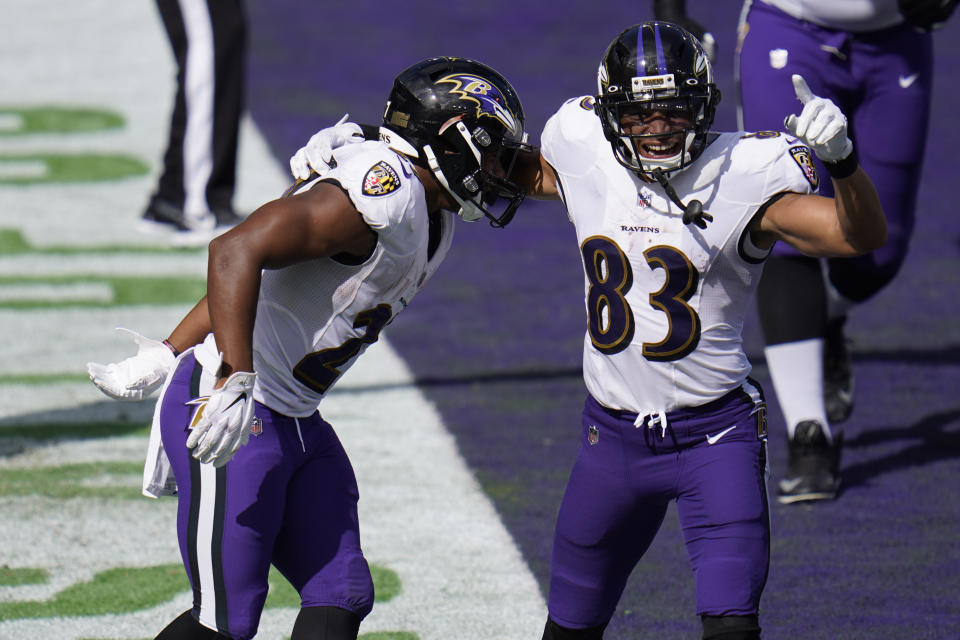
[789,145,819,190]
[362,161,401,196]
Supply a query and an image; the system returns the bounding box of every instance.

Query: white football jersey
[541,97,818,416]
[759,0,902,31]
[251,141,455,416]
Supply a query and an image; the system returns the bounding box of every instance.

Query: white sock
[764,339,833,441]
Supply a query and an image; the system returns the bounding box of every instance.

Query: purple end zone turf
[246,2,960,636]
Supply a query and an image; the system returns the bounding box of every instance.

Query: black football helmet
[379,57,531,227]
[595,21,720,177]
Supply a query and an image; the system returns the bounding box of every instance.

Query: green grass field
[0,4,545,639]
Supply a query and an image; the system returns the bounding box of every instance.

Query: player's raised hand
[87,328,177,401]
[784,74,853,163]
[186,370,257,467]
[288,114,364,181]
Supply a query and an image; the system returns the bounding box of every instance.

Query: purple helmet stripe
[636,25,646,75]
[652,23,668,75]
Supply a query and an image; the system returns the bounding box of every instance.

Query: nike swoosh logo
[899,74,918,89]
[779,477,804,492]
[705,425,737,445]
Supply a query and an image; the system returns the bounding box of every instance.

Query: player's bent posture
[87,57,530,640]
[293,21,885,640]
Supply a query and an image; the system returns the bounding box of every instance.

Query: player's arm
[751,75,886,257]
[163,296,211,354]
[753,169,885,257]
[511,148,561,200]
[206,181,376,382]
[181,182,376,467]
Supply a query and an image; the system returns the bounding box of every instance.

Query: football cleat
[777,420,842,504]
[824,317,854,424]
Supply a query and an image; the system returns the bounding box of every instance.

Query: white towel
[141,333,221,498]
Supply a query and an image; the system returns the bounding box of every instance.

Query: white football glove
[784,74,854,163]
[186,371,257,467]
[87,328,177,401]
[288,114,365,181]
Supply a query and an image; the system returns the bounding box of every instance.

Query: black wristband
[824,149,858,180]
[162,339,181,357]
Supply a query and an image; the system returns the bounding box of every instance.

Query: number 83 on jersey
[581,235,701,362]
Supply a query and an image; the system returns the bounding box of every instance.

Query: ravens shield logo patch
[362,161,401,196]
[789,146,819,190]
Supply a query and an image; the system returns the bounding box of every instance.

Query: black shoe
[777,420,842,504]
[824,317,854,424]
[139,198,196,232]
[139,199,242,247]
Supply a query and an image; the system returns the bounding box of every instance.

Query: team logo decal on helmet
[362,161,401,196]
[436,73,519,135]
[378,57,531,227]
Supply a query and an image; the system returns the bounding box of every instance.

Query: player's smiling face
[619,100,693,161]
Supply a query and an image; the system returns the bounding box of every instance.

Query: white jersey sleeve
[321,141,423,256]
[542,96,607,182]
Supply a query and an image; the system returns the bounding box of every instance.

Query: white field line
[0,282,114,303]
[0,1,547,638]
[0,254,208,277]
[0,160,47,179]
[0,113,25,131]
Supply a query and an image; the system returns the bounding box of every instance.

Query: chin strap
[650,168,713,229]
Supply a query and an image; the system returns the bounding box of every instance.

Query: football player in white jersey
[523,22,885,640]
[289,20,886,640]
[87,56,530,640]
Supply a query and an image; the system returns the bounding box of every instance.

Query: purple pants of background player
[158,352,374,639]
[738,1,933,300]
[547,384,770,628]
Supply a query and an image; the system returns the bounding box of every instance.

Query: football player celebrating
[87,56,530,640]
[529,23,883,640]
[290,21,886,640]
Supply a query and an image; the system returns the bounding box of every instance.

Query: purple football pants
[547,386,770,628]
[159,353,374,639]
[738,2,933,300]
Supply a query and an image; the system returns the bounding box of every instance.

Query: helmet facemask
[598,92,709,175]
[595,22,719,180]
[422,118,530,227]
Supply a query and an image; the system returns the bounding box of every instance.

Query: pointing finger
[792,74,814,104]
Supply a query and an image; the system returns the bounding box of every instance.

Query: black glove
[899,0,958,31]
